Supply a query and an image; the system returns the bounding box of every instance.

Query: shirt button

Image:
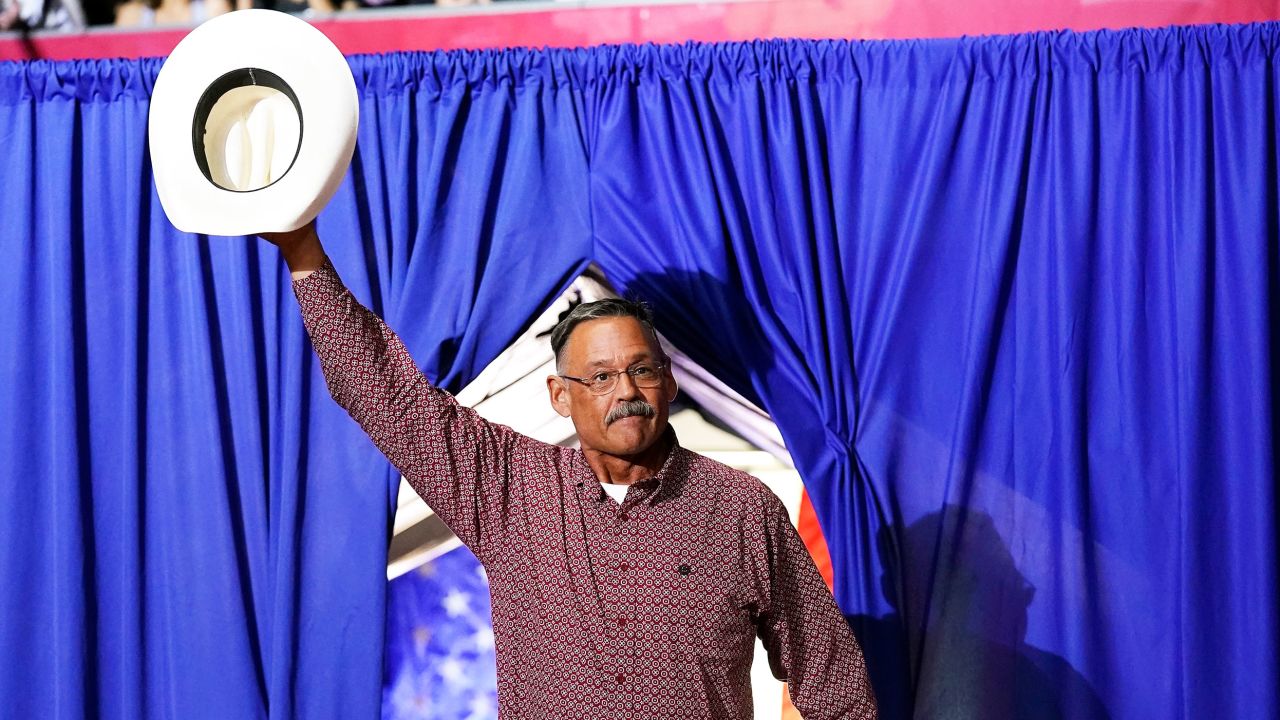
[616,673,626,684]
[619,562,630,572]
[617,617,627,627]
[619,512,630,521]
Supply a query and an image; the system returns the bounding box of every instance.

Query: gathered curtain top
[3,21,1280,104]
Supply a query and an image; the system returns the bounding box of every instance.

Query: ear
[547,375,572,418]
[666,367,679,403]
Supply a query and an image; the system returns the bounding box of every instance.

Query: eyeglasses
[559,361,668,396]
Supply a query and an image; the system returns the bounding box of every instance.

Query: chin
[601,426,656,455]
[605,437,653,457]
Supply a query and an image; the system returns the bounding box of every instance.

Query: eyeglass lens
[587,365,663,394]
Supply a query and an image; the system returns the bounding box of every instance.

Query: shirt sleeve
[292,257,521,561]
[756,493,878,720]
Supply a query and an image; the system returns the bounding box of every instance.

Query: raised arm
[261,224,519,559]
[756,493,878,719]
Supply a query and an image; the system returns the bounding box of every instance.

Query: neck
[583,432,674,486]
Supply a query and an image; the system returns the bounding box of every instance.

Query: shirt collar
[644,427,690,504]
[572,426,688,506]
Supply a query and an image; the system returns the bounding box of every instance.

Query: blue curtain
[0,55,590,718]
[2,22,1277,720]
[584,27,1278,720]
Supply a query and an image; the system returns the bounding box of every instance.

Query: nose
[612,370,643,398]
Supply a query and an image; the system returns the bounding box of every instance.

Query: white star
[443,589,471,618]
[471,626,495,651]
[438,657,466,686]
[466,693,496,719]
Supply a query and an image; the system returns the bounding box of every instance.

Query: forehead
[563,316,661,366]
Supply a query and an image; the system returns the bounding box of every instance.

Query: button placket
[608,516,643,640]
[616,496,635,523]
[592,498,633,641]
[613,550,635,632]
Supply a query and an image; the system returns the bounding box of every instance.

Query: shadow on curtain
[588,27,1278,720]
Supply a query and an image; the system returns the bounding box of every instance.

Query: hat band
[191,67,304,194]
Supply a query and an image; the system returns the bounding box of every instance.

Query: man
[263,223,877,719]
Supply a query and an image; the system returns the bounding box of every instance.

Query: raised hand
[259,221,325,280]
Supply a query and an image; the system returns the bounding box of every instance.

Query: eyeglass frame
[557,359,671,396]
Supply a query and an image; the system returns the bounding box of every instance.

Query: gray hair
[550,298,661,369]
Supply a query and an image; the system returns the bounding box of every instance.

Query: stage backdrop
[1,22,1277,720]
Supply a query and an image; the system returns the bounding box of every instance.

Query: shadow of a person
[606,266,1111,718]
[850,507,1112,720]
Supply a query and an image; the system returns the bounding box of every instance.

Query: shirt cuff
[292,256,345,308]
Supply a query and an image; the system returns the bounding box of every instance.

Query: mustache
[605,400,656,426]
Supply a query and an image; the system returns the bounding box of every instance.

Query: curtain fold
[1,22,1277,720]
[0,54,591,718]
[587,25,1279,720]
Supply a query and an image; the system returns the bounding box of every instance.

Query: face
[546,316,678,459]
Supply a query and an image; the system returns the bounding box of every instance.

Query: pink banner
[3,0,1278,62]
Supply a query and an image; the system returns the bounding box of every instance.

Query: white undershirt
[600,482,629,504]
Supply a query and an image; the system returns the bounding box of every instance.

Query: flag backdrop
[383,547,497,720]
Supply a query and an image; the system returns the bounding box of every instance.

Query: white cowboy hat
[148,9,358,236]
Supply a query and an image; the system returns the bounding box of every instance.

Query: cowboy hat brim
[149,9,358,236]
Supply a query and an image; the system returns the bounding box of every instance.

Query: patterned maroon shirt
[294,259,877,719]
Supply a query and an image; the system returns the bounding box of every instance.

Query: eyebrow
[584,353,655,369]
